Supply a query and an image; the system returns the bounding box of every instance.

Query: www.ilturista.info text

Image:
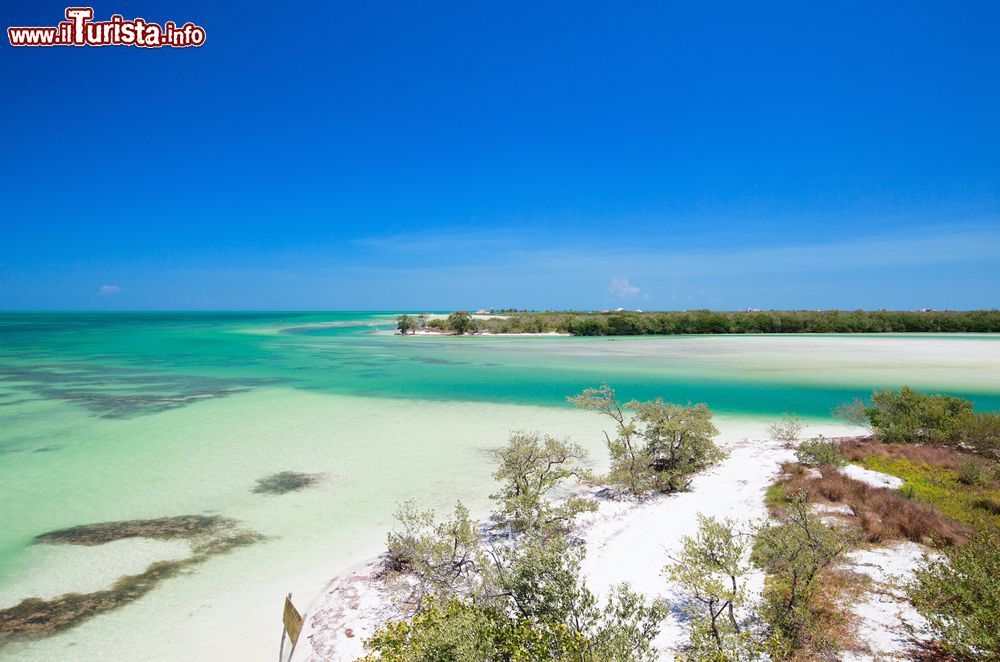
[8,8,206,48]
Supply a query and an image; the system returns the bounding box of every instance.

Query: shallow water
[0,313,997,660]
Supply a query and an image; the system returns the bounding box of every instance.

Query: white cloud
[607,277,639,298]
[100,284,122,295]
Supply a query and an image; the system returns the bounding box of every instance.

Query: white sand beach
[291,418,933,661]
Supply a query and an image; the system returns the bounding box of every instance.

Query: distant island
[396,309,1000,336]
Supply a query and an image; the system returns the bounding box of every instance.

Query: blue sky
[2,1,999,310]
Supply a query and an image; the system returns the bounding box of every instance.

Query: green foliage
[450,309,1000,336]
[909,529,1000,660]
[752,495,855,655]
[483,535,669,661]
[569,384,647,496]
[490,432,596,534]
[956,456,990,487]
[859,455,1000,531]
[794,436,846,468]
[366,393,675,662]
[958,411,1000,459]
[358,598,512,661]
[633,399,723,492]
[395,314,418,335]
[838,387,999,457]
[832,397,871,430]
[383,500,483,608]
[767,414,803,446]
[570,384,723,496]
[365,536,668,661]
[446,310,475,334]
[865,386,975,445]
[764,482,787,510]
[973,497,1000,516]
[664,515,765,659]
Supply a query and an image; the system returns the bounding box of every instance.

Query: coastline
[292,420,929,661]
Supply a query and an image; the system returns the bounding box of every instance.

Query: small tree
[752,494,855,654]
[395,314,418,335]
[794,436,846,467]
[665,515,762,658]
[633,399,723,492]
[569,384,649,495]
[384,500,483,610]
[446,311,474,334]
[909,529,1000,659]
[570,384,724,496]
[832,397,872,431]
[490,432,595,534]
[481,534,668,661]
[768,413,803,446]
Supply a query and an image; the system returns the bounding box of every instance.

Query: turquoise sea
[1,312,998,660]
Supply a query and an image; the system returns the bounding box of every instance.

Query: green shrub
[865,386,974,445]
[363,537,668,662]
[768,414,804,446]
[794,437,846,467]
[664,515,766,659]
[837,387,1000,456]
[394,314,418,335]
[446,311,475,334]
[752,495,856,655]
[383,501,482,607]
[571,384,724,496]
[973,498,1000,516]
[909,529,1000,660]
[958,411,1000,459]
[490,432,595,534]
[956,457,990,487]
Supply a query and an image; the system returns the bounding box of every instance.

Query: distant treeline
[466,309,1000,335]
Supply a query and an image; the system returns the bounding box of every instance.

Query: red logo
[8,7,206,48]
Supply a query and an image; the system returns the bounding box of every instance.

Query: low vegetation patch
[908,529,1000,660]
[831,391,1000,660]
[852,454,1000,534]
[770,463,965,544]
[840,386,1000,459]
[768,413,804,446]
[795,436,846,468]
[840,436,965,470]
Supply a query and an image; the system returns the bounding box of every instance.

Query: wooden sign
[283,593,304,647]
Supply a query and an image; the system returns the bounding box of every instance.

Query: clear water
[1,312,997,660]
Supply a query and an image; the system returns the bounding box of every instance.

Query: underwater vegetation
[0,515,264,645]
[252,471,323,495]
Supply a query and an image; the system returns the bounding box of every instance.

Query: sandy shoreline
[394,329,572,337]
[290,420,931,661]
